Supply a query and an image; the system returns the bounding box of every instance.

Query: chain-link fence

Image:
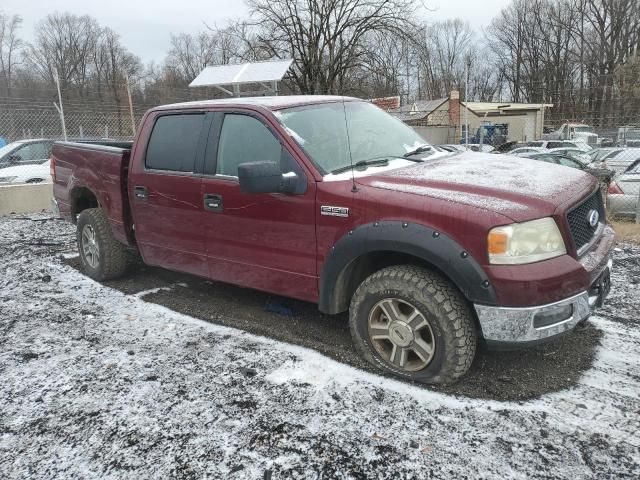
[0,95,146,187]
[1,87,640,223]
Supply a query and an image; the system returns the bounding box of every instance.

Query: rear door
[199,110,318,302]
[128,111,211,277]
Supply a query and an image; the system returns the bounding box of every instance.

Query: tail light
[50,156,56,182]
[608,181,624,195]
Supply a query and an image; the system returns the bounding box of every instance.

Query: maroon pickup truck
[51,96,614,384]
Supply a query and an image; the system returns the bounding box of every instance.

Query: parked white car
[607,160,640,218]
[0,159,52,184]
[586,148,640,173]
[508,147,545,157]
[527,140,592,151]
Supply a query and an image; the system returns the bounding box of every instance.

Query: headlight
[488,217,566,265]
[0,176,17,183]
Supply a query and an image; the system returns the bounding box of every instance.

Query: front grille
[566,191,604,253]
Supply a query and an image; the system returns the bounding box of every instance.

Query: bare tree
[0,12,23,97]
[246,0,417,94]
[25,13,101,95]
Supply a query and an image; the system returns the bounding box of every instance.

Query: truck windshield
[274,101,430,174]
[574,126,594,133]
[625,130,640,139]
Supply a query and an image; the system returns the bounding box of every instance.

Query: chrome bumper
[475,260,612,344]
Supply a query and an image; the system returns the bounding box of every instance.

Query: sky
[2,0,512,65]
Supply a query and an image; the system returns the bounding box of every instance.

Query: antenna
[341,96,358,193]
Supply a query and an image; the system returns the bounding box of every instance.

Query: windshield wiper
[331,158,389,175]
[403,144,434,157]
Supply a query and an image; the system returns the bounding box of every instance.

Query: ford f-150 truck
[51,96,614,384]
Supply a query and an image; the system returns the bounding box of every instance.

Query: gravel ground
[1,215,639,479]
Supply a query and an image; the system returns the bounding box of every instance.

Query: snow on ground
[0,216,639,479]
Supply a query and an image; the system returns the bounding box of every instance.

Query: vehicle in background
[545,147,591,163]
[0,159,51,184]
[508,147,545,157]
[607,160,640,218]
[520,152,613,184]
[0,139,54,168]
[0,137,6,148]
[437,144,468,153]
[51,95,614,385]
[586,148,640,173]
[546,123,598,148]
[617,126,640,148]
[466,123,508,147]
[466,144,495,153]
[526,140,592,151]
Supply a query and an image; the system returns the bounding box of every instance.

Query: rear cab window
[145,113,205,172]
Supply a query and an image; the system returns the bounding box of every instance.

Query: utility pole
[464,63,469,147]
[125,74,136,137]
[53,68,67,141]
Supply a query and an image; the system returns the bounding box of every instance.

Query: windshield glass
[574,126,594,133]
[0,141,21,158]
[274,101,429,174]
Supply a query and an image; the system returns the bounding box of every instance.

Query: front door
[200,111,318,302]
[128,111,210,277]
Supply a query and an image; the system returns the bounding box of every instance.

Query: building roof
[464,102,553,113]
[389,98,448,121]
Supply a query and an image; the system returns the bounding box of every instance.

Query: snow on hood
[360,152,596,221]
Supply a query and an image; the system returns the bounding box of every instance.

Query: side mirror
[237,161,298,195]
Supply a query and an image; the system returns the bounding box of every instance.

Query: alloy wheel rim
[81,225,100,269]
[367,298,436,372]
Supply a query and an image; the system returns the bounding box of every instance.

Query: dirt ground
[611,219,640,244]
[1,215,639,479]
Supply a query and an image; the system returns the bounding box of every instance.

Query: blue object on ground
[264,299,296,317]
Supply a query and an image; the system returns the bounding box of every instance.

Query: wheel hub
[367,297,436,372]
[81,225,100,269]
[388,321,414,347]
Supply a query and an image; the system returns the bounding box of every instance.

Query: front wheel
[77,208,128,281]
[349,265,477,384]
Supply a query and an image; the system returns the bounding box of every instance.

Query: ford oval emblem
[588,209,599,228]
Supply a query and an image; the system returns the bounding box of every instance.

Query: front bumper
[475,259,612,345]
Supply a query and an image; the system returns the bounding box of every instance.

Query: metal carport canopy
[188,59,293,96]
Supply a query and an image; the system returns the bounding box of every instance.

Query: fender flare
[318,221,497,314]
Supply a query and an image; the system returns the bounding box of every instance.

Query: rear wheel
[349,265,477,384]
[77,208,128,281]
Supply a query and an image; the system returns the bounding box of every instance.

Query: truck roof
[155,95,360,112]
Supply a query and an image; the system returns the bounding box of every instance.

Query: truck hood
[358,152,595,222]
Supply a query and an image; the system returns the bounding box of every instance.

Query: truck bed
[52,141,134,246]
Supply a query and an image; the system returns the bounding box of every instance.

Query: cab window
[146,114,205,172]
[215,114,282,177]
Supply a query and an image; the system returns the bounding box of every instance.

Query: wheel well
[329,251,471,315]
[70,187,99,223]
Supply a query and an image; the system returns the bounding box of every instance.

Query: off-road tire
[77,208,128,281]
[349,265,477,384]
